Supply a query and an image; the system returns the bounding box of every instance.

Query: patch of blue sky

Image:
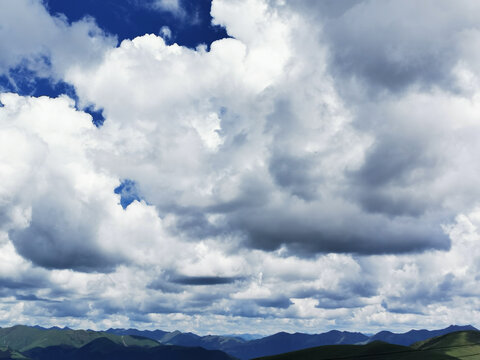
[0,0,227,127]
[114,179,143,209]
[0,65,106,127]
[0,65,75,98]
[83,106,105,128]
[44,0,228,49]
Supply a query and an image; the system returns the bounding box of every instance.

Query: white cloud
[4,0,480,335]
[0,0,114,86]
[151,0,183,15]
[159,26,172,40]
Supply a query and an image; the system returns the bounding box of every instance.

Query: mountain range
[258,330,480,360]
[0,324,476,360]
[106,324,477,359]
[0,325,234,360]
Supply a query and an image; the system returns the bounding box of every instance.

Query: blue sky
[1,0,480,335]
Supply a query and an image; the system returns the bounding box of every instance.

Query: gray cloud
[171,276,241,286]
[15,294,59,303]
[43,300,91,318]
[286,0,363,20]
[318,0,475,94]
[255,297,293,309]
[9,200,121,272]
[0,277,47,290]
[3,0,480,335]
[232,205,449,255]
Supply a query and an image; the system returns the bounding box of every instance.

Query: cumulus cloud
[0,93,177,272]
[3,0,480,335]
[310,0,480,94]
[64,0,451,256]
[0,0,114,90]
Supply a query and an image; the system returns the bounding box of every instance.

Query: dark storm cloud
[268,153,320,201]
[232,206,449,255]
[309,277,379,309]
[381,301,425,315]
[354,136,432,189]
[266,99,321,200]
[43,301,90,317]
[171,275,241,286]
[382,273,462,315]
[206,172,273,215]
[0,277,47,290]
[141,303,178,314]
[351,134,441,217]
[147,279,184,293]
[9,197,122,272]
[15,294,60,302]
[255,297,293,309]
[149,273,242,297]
[167,210,224,239]
[316,298,369,309]
[320,1,461,94]
[10,222,118,272]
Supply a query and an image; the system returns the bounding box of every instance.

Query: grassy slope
[254,340,457,360]
[0,346,30,359]
[412,330,480,359]
[0,325,158,352]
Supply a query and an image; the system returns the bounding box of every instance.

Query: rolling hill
[255,330,480,360]
[368,325,478,346]
[0,346,29,359]
[253,340,458,360]
[412,330,480,359]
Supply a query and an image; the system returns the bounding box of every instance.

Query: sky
[1,0,480,336]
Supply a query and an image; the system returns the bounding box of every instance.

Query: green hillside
[254,340,457,360]
[0,325,158,352]
[0,346,30,359]
[412,330,480,359]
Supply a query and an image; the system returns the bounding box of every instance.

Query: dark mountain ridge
[1,324,476,360]
[257,330,480,360]
[368,325,478,346]
[24,337,236,360]
[0,325,235,360]
[106,324,478,359]
[254,339,459,360]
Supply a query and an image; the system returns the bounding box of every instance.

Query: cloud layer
[1,0,480,334]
